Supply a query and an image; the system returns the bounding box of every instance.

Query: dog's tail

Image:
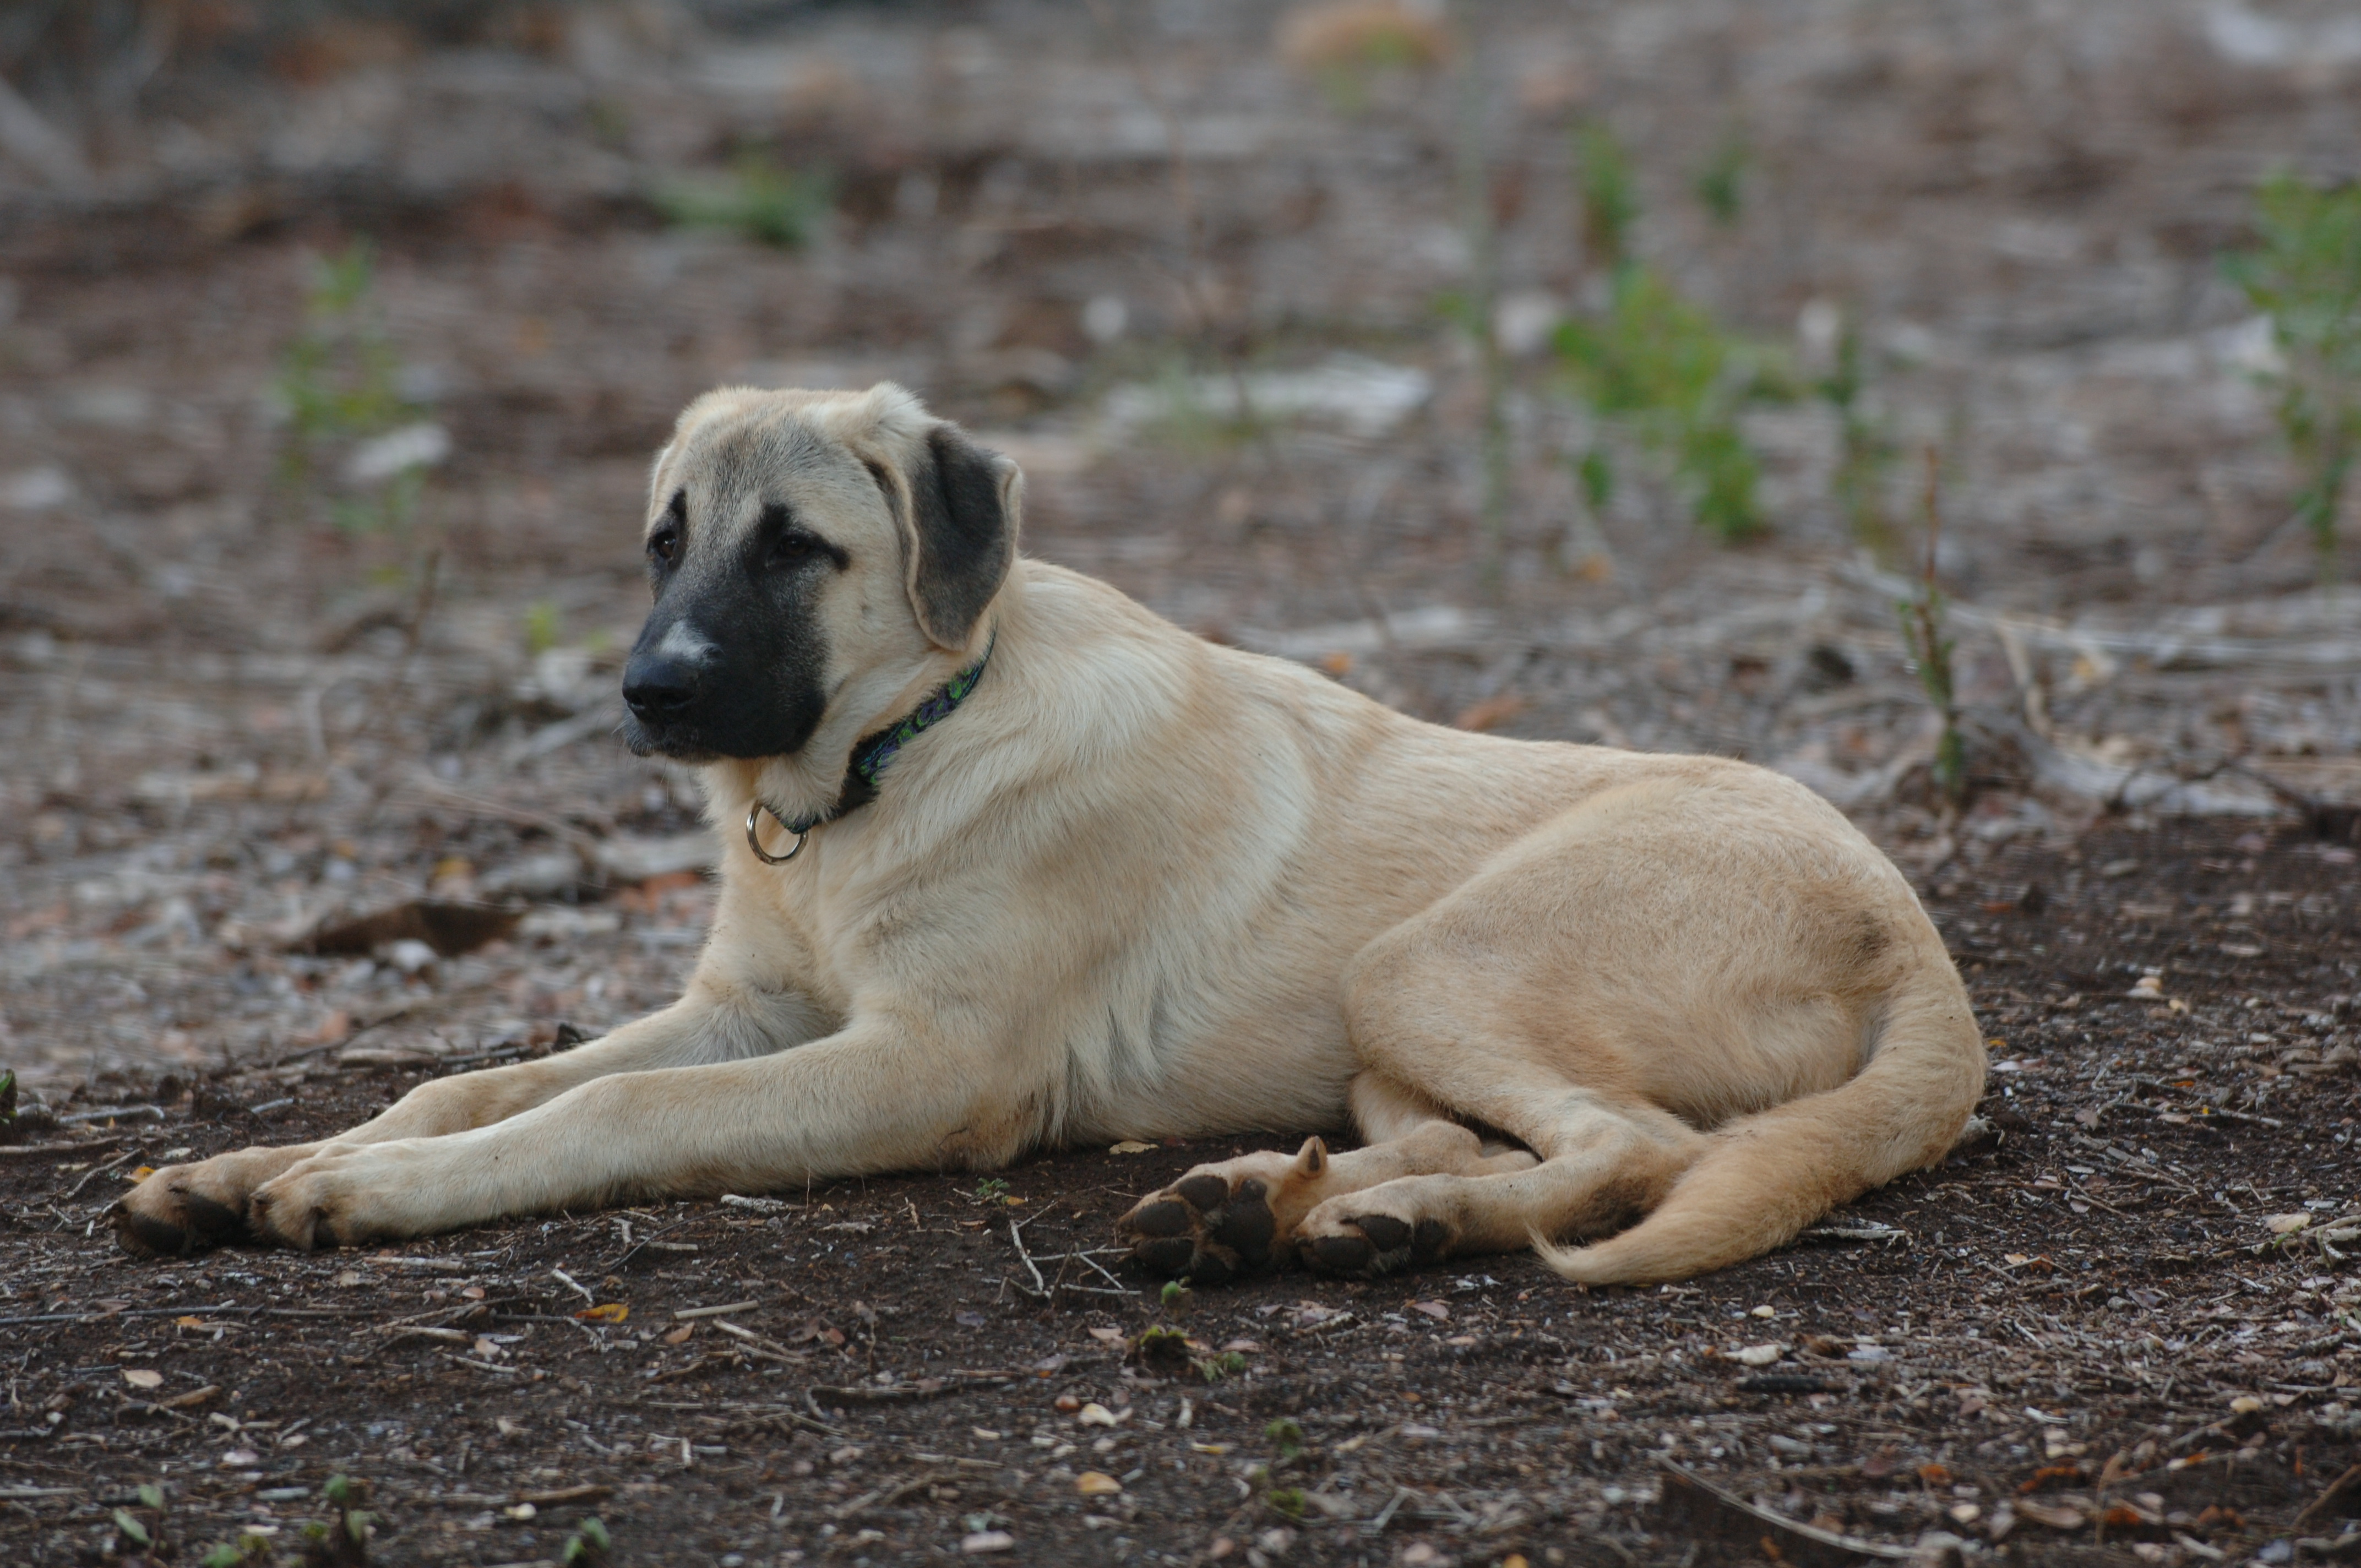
[1534,957,1984,1287]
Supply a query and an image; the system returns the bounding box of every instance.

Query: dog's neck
[709,626,997,849]
[774,632,995,834]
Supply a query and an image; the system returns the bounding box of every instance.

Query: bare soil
[4,2,2361,1564]
[4,821,2358,1567]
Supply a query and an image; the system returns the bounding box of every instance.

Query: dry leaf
[1452,693,1527,732]
[1076,1402,1122,1428]
[575,1302,629,1322]
[1733,1342,1785,1368]
[1409,1300,1449,1320]
[1108,1140,1155,1155]
[2265,1213,2312,1235]
[121,1368,163,1390]
[1075,1471,1123,1495]
[130,1166,155,1182]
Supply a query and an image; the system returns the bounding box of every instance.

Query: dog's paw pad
[1299,1211,1452,1278]
[110,1182,247,1259]
[1125,1200,1194,1239]
[1117,1170,1286,1283]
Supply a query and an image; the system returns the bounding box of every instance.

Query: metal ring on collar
[744,802,808,865]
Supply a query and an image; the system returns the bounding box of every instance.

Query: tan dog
[114,384,1985,1286]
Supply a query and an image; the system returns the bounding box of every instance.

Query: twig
[1009,1214,1049,1298]
[63,1146,143,1200]
[832,1471,942,1522]
[809,1375,1016,1406]
[550,1267,596,1305]
[709,1319,806,1365]
[58,1105,164,1125]
[0,1139,121,1160]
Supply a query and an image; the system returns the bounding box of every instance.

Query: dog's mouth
[619,712,724,764]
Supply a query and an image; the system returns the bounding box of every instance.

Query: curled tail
[1536,963,1985,1287]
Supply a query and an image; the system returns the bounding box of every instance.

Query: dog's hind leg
[113,982,826,1257]
[1115,1072,1536,1282]
[1294,1090,1702,1276]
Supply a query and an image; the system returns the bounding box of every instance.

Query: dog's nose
[623,653,700,718]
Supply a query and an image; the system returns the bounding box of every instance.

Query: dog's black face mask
[619,487,846,763]
[619,412,1014,764]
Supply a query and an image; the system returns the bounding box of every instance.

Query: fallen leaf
[1076,1402,1122,1428]
[1409,1300,1449,1320]
[1452,693,1527,732]
[2019,1464,2085,1493]
[121,1369,162,1391]
[1075,1471,1122,1495]
[2266,1214,2313,1235]
[2017,1501,2085,1530]
[663,1324,694,1345]
[1733,1343,1785,1368]
[1087,1327,1126,1343]
[129,1166,155,1182]
[1918,1462,1952,1487]
[1107,1140,1155,1155]
[575,1303,629,1323]
[961,1531,1015,1554]
[300,901,521,959]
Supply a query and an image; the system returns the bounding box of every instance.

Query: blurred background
[1,0,2357,1087]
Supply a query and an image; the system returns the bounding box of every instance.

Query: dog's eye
[771,529,819,565]
[648,526,681,565]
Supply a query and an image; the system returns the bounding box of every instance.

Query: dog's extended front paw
[1297,1199,1452,1279]
[1117,1137,1333,1284]
[111,1145,316,1259]
[247,1144,420,1250]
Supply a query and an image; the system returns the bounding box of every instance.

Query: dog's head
[620,384,1018,766]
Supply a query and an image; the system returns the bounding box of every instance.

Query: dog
[114,383,1985,1286]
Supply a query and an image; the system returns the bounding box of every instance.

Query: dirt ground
[3,1,2360,1564]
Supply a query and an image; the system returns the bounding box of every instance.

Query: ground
[3,1,2360,1564]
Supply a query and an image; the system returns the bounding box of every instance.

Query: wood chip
[673,1299,759,1320]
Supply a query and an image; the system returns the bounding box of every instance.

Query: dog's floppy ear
[897,423,1018,649]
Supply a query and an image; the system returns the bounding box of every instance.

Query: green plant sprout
[273,241,436,535]
[1449,1,1510,594]
[564,1516,614,1567]
[1694,128,1749,227]
[1896,450,1965,807]
[657,153,830,248]
[1810,303,1900,558]
[2223,172,2361,575]
[1576,121,1639,269]
[1556,124,1775,542]
[1555,264,1770,541]
[524,600,563,657]
[275,244,411,471]
[972,1175,1010,1202]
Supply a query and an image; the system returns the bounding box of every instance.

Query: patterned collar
[774,631,995,836]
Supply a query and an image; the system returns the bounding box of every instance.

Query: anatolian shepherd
[116,384,1985,1286]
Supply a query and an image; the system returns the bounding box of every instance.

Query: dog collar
[744,632,995,864]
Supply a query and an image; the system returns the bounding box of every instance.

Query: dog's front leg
[243,1014,1022,1249]
[113,983,828,1257]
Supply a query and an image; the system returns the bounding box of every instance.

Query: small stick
[64,1146,142,1200]
[0,1140,121,1160]
[832,1471,941,1522]
[58,1106,164,1126]
[1009,1216,1049,1298]
[550,1268,595,1305]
